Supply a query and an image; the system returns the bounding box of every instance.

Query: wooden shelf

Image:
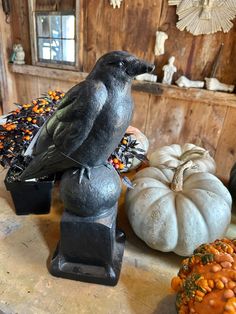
[10,64,236,108]
[133,81,236,108]
[10,64,87,83]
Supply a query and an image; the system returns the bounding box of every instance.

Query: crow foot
[73,166,91,184]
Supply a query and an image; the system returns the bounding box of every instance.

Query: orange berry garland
[171,238,236,314]
[0,90,64,168]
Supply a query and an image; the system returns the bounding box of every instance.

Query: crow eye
[117,61,125,67]
[107,61,125,68]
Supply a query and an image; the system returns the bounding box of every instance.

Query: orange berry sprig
[109,134,148,187]
[108,134,147,174]
[109,157,125,171]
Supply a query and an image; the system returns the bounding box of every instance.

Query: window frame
[36,11,76,66]
[28,0,82,71]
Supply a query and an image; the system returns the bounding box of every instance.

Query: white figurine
[109,0,123,9]
[205,78,235,93]
[13,44,25,65]
[176,76,204,89]
[154,31,168,56]
[135,73,157,83]
[162,56,177,85]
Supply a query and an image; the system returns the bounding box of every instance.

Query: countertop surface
[1,168,236,314]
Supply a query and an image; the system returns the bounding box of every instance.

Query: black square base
[50,229,125,286]
[50,209,125,286]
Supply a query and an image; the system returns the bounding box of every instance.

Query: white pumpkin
[125,161,232,256]
[149,143,216,174]
[123,126,149,171]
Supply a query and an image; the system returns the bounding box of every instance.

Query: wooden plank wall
[0,1,18,113]
[85,0,236,84]
[3,0,236,182]
[131,90,234,182]
[10,0,236,83]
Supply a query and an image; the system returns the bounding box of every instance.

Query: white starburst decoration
[169,0,236,35]
[110,0,123,9]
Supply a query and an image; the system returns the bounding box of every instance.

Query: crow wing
[50,80,107,155]
[20,80,108,180]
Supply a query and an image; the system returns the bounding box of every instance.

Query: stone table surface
[1,169,236,314]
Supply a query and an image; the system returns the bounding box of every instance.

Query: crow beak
[126,59,155,77]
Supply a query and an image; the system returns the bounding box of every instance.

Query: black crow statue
[20,51,155,182]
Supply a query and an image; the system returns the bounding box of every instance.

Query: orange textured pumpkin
[171,238,236,314]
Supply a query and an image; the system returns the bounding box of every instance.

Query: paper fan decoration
[169,0,236,35]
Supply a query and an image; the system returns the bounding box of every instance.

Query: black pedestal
[50,166,125,286]
[50,208,125,286]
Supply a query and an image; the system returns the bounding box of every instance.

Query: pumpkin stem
[180,149,209,164]
[171,160,194,192]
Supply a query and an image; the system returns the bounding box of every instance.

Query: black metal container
[4,170,54,215]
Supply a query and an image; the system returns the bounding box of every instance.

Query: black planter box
[4,170,54,215]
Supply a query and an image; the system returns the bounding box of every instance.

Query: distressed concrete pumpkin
[149,143,216,174]
[125,161,232,256]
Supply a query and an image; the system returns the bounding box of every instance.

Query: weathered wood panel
[37,78,75,96]
[145,96,234,182]
[84,0,236,85]
[8,0,236,84]
[215,107,236,182]
[145,95,189,151]
[131,91,151,133]
[15,74,78,104]
[145,96,227,167]
[0,1,18,113]
[177,103,227,156]
[14,74,39,105]
[35,0,75,11]
[11,0,31,65]
[155,3,236,84]
[85,0,163,71]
